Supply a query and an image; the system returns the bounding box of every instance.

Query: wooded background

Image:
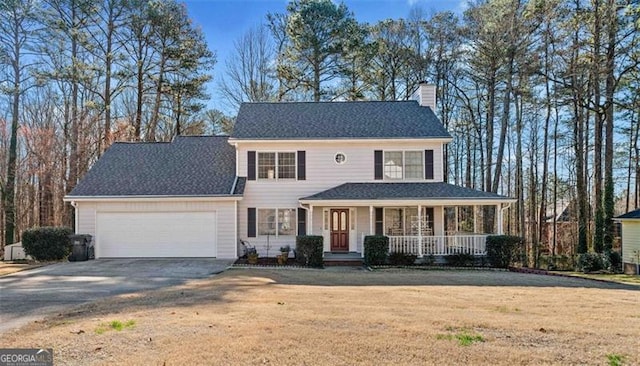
[1,0,638,265]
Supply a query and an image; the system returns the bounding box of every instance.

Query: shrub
[486,235,524,268]
[445,253,475,267]
[576,252,606,273]
[295,236,323,267]
[388,252,418,266]
[364,235,388,265]
[605,250,622,273]
[21,227,73,261]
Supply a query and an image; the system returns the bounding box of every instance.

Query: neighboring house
[614,208,640,274]
[65,83,514,260]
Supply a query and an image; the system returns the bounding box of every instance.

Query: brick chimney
[411,82,436,111]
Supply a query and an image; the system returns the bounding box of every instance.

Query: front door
[330,209,349,252]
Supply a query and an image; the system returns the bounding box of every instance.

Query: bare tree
[218,25,277,111]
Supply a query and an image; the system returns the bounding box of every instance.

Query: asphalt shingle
[232,101,451,139]
[301,182,511,201]
[616,209,640,219]
[68,136,240,197]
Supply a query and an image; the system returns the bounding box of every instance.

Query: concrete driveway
[0,259,232,334]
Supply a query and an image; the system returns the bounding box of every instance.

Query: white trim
[300,198,516,206]
[382,149,426,181]
[64,195,242,202]
[255,151,297,181]
[255,207,298,238]
[233,200,238,258]
[229,138,453,144]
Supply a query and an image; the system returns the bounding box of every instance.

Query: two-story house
[66,84,514,260]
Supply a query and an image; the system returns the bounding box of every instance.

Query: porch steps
[323,252,364,267]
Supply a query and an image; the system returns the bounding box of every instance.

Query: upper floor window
[258,152,296,180]
[384,151,424,180]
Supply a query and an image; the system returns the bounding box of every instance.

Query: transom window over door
[258,152,296,180]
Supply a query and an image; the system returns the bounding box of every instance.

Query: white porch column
[308,205,314,235]
[496,204,503,234]
[418,204,423,257]
[369,205,374,235]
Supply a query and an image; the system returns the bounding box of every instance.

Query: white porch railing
[388,235,487,256]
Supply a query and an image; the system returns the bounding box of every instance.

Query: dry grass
[3,269,640,366]
[556,272,640,286]
[0,261,43,276]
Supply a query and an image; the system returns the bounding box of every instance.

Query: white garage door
[96,211,217,258]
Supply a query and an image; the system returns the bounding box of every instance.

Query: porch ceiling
[299,182,515,206]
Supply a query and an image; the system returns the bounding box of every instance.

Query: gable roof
[232,101,451,140]
[616,208,640,220]
[300,182,512,202]
[68,136,242,197]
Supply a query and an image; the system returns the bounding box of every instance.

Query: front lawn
[3,269,639,365]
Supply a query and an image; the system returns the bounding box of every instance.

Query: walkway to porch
[387,234,487,257]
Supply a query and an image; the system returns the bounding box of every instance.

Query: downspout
[230,176,239,195]
[499,202,513,235]
[70,201,78,233]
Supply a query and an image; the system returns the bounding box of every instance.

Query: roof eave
[64,195,244,202]
[228,137,453,144]
[299,198,516,206]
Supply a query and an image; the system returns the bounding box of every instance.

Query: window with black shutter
[247,208,256,237]
[297,208,306,235]
[425,150,434,180]
[247,151,256,181]
[297,151,306,180]
[374,150,383,180]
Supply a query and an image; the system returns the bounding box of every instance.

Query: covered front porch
[299,182,515,258]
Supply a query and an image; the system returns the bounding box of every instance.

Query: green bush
[445,253,475,267]
[577,252,606,273]
[21,226,73,261]
[388,252,418,266]
[295,236,323,267]
[486,235,524,268]
[605,250,622,273]
[364,235,388,265]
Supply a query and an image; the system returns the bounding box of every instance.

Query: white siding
[236,140,445,252]
[411,83,437,110]
[75,200,237,259]
[621,221,640,265]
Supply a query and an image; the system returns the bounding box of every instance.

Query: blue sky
[182,0,464,113]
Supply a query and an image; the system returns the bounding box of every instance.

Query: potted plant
[278,245,291,265]
[246,247,259,265]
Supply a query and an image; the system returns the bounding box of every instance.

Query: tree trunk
[602,0,616,251]
[592,0,604,253]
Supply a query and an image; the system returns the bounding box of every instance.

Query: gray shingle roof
[232,101,451,139]
[68,136,242,197]
[616,209,640,219]
[300,182,511,201]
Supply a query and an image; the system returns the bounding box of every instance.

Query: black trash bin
[68,234,93,261]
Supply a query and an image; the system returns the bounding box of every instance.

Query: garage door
[96,211,216,258]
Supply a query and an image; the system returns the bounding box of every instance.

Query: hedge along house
[615,208,640,274]
[66,83,515,260]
